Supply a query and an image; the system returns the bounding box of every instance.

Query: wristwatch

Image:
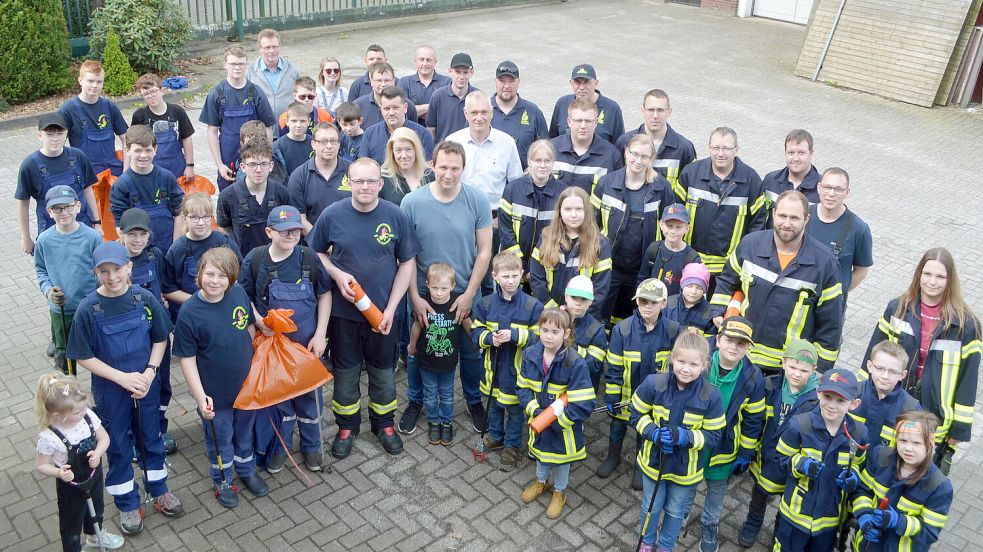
[91,220,101,225]
[146,364,159,375]
[186,163,195,167]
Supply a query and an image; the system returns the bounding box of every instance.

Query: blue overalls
[150,120,185,180]
[86,289,168,512]
[129,249,173,435]
[35,152,93,232]
[69,98,122,176]
[231,182,277,255]
[125,171,175,254]
[217,84,257,190]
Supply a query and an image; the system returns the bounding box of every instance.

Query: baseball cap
[570,63,597,80]
[680,263,710,293]
[45,185,78,209]
[267,205,304,231]
[633,278,668,302]
[93,241,130,267]
[818,369,860,401]
[661,203,690,224]
[450,53,473,69]
[719,316,754,344]
[783,338,819,366]
[496,60,519,79]
[38,113,68,131]
[118,208,152,233]
[564,275,594,301]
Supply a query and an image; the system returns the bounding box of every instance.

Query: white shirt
[37,408,101,467]
[446,127,523,209]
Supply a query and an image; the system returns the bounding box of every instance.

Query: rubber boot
[631,464,643,490]
[545,490,566,519]
[595,439,623,478]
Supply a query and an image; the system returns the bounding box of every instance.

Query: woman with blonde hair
[380,127,434,205]
[499,139,564,274]
[314,57,348,115]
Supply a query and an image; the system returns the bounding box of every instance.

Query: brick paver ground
[2,1,982,550]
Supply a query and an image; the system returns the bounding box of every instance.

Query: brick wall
[701,0,739,13]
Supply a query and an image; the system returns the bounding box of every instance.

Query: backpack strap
[299,245,317,282]
[251,245,275,302]
[684,247,700,265]
[832,209,856,256]
[216,82,226,109]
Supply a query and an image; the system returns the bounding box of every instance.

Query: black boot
[595,439,623,478]
[631,464,643,490]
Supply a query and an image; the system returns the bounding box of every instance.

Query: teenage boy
[336,102,365,161]
[564,275,608,391]
[132,73,196,182]
[277,76,333,137]
[663,262,715,336]
[472,251,544,471]
[852,341,920,448]
[109,125,184,254]
[287,122,351,234]
[58,60,128,176]
[638,203,700,296]
[773,368,868,551]
[218,140,291,256]
[273,102,314,176]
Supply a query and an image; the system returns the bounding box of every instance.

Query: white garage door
[753,0,815,25]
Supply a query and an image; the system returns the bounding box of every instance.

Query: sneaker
[331,429,357,459]
[440,423,453,446]
[428,423,441,445]
[153,491,183,517]
[378,426,403,455]
[700,522,719,552]
[161,432,177,455]
[214,484,239,508]
[303,451,323,472]
[483,434,504,451]
[266,453,287,474]
[500,447,520,472]
[240,473,269,497]
[85,528,124,549]
[119,509,143,535]
[398,402,422,435]
[637,545,654,552]
[738,518,761,548]
[467,402,487,433]
[46,340,56,358]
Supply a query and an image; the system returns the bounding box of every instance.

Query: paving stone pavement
[2,1,983,550]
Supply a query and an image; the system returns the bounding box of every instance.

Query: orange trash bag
[234,308,332,410]
[93,169,118,241]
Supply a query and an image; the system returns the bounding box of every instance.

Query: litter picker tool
[837,421,869,551]
[65,466,106,552]
[863,496,890,552]
[58,302,74,376]
[636,450,665,552]
[208,417,235,497]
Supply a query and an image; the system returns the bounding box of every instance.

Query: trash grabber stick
[207,417,233,493]
[84,494,107,552]
[837,422,869,551]
[132,398,153,509]
[636,450,665,552]
[59,303,74,376]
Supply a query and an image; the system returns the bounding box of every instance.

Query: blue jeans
[488,399,523,448]
[699,477,729,525]
[536,461,571,491]
[420,365,455,424]
[202,408,256,487]
[640,477,697,548]
[407,296,483,405]
[396,296,412,359]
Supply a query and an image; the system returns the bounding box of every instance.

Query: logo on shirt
[662,269,676,287]
[374,223,394,245]
[520,110,529,126]
[97,114,109,129]
[232,306,249,330]
[339,175,350,192]
[597,110,606,125]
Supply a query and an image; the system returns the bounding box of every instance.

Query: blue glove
[858,513,881,543]
[661,427,691,454]
[731,457,751,476]
[606,402,617,416]
[835,468,859,492]
[872,505,901,530]
[642,424,660,442]
[795,456,823,479]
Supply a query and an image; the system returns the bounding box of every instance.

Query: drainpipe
[813,0,848,81]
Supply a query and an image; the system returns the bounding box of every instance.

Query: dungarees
[232,182,276,255]
[150,120,185,180]
[71,98,122,176]
[129,250,172,434]
[87,289,168,512]
[35,153,93,232]
[217,84,257,190]
[126,171,175,254]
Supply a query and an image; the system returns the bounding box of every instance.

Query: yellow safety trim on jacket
[566,388,596,403]
[546,383,567,396]
[585,345,605,362]
[752,467,785,494]
[496,392,520,406]
[517,373,541,393]
[557,411,575,429]
[919,504,948,529]
[524,400,540,418]
[817,282,842,305]
[369,399,397,415]
[331,400,360,416]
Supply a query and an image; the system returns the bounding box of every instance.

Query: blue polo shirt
[491,94,549,170]
[273,134,314,175]
[550,134,624,194]
[548,92,625,145]
[614,124,697,188]
[286,157,351,225]
[427,84,478,143]
[347,73,371,100]
[398,72,452,124]
[353,94,419,129]
[359,120,434,164]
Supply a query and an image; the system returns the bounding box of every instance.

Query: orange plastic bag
[234,309,332,410]
[93,169,118,241]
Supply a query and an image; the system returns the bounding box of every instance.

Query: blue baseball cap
[45,185,78,209]
[818,369,860,401]
[93,241,130,267]
[267,205,304,231]
[661,203,690,224]
[571,64,596,80]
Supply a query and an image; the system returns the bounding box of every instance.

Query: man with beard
[490,61,548,170]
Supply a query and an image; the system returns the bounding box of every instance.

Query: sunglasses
[296,94,316,100]
[323,68,341,74]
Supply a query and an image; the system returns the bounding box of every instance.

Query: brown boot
[545,490,566,519]
[521,480,551,503]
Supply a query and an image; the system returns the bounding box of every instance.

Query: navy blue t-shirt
[286,157,351,225]
[163,233,242,294]
[58,97,128,151]
[549,92,625,145]
[427,84,477,143]
[307,199,421,321]
[639,241,699,297]
[172,284,254,410]
[130,246,169,300]
[398,72,452,125]
[491,95,549,170]
[806,206,873,304]
[359,120,434,164]
[339,133,363,162]
[216,180,290,255]
[198,80,277,128]
[108,166,184,223]
[274,134,314,175]
[353,94,419,129]
[67,287,172,362]
[15,148,97,233]
[239,246,333,316]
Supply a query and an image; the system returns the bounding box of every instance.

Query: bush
[90,0,193,72]
[103,31,137,96]
[0,0,72,104]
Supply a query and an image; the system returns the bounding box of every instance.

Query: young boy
[131,73,196,182]
[663,262,715,337]
[274,102,315,176]
[34,185,102,374]
[238,205,332,472]
[233,121,284,185]
[773,368,868,551]
[694,316,765,552]
[739,339,821,548]
[597,278,679,487]
[199,45,276,190]
[57,60,128,176]
[852,341,920,448]
[408,262,466,447]
[564,275,608,392]
[277,76,333,137]
[218,140,291,256]
[109,125,185,254]
[336,102,365,161]
[638,204,699,296]
[472,251,544,471]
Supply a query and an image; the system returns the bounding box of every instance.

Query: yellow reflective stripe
[776,438,797,458]
[852,495,874,512]
[623,351,642,363]
[331,400,360,416]
[517,374,540,392]
[691,429,705,450]
[557,412,574,429]
[818,282,842,305]
[546,383,567,395]
[816,342,838,362]
[504,243,522,257]
[524,400,540,417]
[497,393,519,405]
[702,414,726,431]
[748,348,783,369]
[592,257,613,273]
[697,252,727,274]
[605,382,622,395]
[739,434,759,449]
[369,399,397,414]
[515,327,529,347]
[587,345,605,361]
[499,198,513,215]
[920,506,948,528]
[749,193,767,215]
[709,292,731,307]
[606,351,625,364]
[745,397,766,414]
[566,388,596,402]
[672,181,687,204]
[636,416,655,435]
[726,205,747,257]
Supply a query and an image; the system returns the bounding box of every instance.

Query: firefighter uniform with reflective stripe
[472,290,543,406]
[762,165,821,212]
[710,230,844,373]
[573,313,607,390]
[849,378,921,448]
[604,314,679,419]
[705,356,766,469]
[614,124,697,191]
[750,374,819,495]
[550,133,623,195]
[663,294,715,337]
[673,157,767,274]
[529,236,612,317]
[498,175,561,272]
[862,299,980,443]
[852,446,952,552]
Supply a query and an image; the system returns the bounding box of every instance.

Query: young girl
[173,247,267,509]
[863,247,980,474]
[499,139,562,275]
[517,308,595,520]
[529,186,611,316]
[628,329,725,552]
[314,56,348,116]
[35,373,122,551]
[853,410,953,551]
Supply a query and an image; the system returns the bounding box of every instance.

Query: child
[853,341,921,448]
[408,262,465,447]
[773,368,869,551]
[852,410,953,551]
[597,278,678,487]
[473,251,544,470]
[131,73,196,182]
[67,241,181,535]
[694,316,765,552]
[277,76,333,137]
[518,308,595,520]
[57,60,128,176]
[638,203,700,296]
[738,339,821,548]
[336,102,365,161]
[563,275,608,391]
[232,120,276,185]
[663,262,715,337]
[35,373,123,551]
[109,125,184,256]
[274,102,315,176]
[173,247,268,507]
[34,185,102,374]
[238,205,332,472]
[629,329,725,552]
[217,140,290,256]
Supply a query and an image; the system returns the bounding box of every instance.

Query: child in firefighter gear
[662,262,715,337]
[852,341,920,449]
[563,275,607,391]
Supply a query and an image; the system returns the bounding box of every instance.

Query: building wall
[701,0,739,14]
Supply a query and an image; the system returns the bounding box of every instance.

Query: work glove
[731,457,751,476]
[661,427,691,455]
[872,505,901,530]
[642,424,661,443]
[835,467,860,492]
[605,396,619,416]
[795,456,823,479]
[858,513,881,543]
[48,288,67,306]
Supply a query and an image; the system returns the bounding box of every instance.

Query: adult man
[490,61,548,169]
[427,53,479,143]
[360,86,434,164]
[710,190,843,374]
[550,99,623,194]
[348,44,387,100]
[674,127,767,276]
[353,63,419,129]
[805,167,872,309]
[762,129,822,209]
[398,45,451,125]
[614,89,696,190]
[549,64,625,145]
[287,122,351,233]
[399,142,492,436]
[308,158,420,458]
[246,29,300,133]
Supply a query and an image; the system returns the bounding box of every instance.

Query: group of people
[18,29,980,552]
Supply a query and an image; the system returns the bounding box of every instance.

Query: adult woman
[314,57,348,115]
[380,127,434,206]
[863,247,980,474]
[499,139,563,274]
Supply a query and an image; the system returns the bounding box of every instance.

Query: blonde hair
[426,262,456,286]
[492,251,523,273]
[625,134,658,182]
[523,139,555,177]
[670,328,710,373]
[181,192,213,217]
[538,308,574,348]
[538,187,601,269]
[196,247,241,291]
[870,340,910,371]
[35,373,91,430]
[317,57,343,89]
[381,127,427,183]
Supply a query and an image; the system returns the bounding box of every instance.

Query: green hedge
[0,0,72,105]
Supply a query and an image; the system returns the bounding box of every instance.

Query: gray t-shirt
[401,183,492,293]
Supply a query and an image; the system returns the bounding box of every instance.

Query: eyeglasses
[569,118,597,126]
[242,161,272,170]
[869,363,904,378]
[349,179,380,187]
[295,94,316,101]
[278,229,302,237]
[627,150,653,162]
[323,68,341,74]
[187,215,212,223]
[226,62,247,68]
[312,138,340,147]
[709,146,737,153]
[140,88,161,97]
[819,184,849,195]
[530,158,553,166]
[49,204,75,214]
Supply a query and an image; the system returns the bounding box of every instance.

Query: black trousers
[56,464,104,552]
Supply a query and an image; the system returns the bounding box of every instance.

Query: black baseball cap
[38,113,68,131]
[496,61,519,79]
[450,53,473,69]
[119,208,152,233]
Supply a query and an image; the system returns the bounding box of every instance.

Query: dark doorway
[671,0,701,6]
